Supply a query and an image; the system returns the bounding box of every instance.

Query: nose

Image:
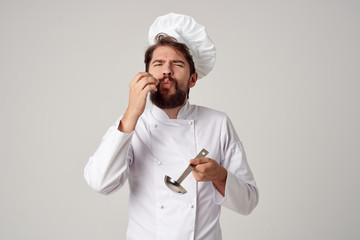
[163,72,171,78]
[162,64,173,77]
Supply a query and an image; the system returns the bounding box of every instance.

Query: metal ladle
[164,149,209,194]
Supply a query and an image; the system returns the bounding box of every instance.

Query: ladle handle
[176,149,209,184]
[176,165,194,184]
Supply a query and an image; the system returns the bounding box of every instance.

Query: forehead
[151,46,187,62]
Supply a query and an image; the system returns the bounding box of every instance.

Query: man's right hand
[118,72,159,133]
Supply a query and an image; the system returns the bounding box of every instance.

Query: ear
[188,72,198,88]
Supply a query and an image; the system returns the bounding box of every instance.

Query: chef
[84,13,258,240]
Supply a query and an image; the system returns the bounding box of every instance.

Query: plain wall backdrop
[1,0,359,239]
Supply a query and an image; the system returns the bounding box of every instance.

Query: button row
[158,204,195,209]
[152,121,194,128]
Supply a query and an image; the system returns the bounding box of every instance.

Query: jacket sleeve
[84,119,133,195]
[213,114,259,215]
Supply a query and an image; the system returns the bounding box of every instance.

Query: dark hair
[144,33,196,75]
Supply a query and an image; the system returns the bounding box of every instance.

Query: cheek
[178,80,190,90]
[148,67,155,74]
[148,69,161,79]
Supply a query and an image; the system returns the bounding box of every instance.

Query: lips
[158,76,175,90]
[161,82,172,88]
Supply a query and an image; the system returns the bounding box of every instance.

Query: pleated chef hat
[148,13,216,79]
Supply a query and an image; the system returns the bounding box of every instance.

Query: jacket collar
[151,100,193,120]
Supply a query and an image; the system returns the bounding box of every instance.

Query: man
[84,13,258,240]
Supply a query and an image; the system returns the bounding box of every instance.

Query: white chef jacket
[84,101,258,240]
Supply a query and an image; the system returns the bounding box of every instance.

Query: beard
[150,76,188,109]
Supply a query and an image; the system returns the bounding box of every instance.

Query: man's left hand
[190,158,227,196]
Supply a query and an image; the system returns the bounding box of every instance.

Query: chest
[128,116,224,239]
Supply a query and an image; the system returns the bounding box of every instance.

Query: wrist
[212,167,227,196]
[118,111,140,133]
[214,167,227,184]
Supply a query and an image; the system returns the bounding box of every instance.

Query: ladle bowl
[164,149,209,194]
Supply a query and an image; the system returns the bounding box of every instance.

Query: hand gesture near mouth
[118,72,159,133]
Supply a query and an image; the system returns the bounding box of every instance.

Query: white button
[160,205,164,209]
[190,204,194,208]
[188,120,193,125]
[153,124,158,128]
[157,161,162,165]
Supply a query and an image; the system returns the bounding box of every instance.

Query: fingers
[129,73,158,98]
[125,72,159,119]
[138,77,158,92]
[190,158,212,178]
[130,72,159,88]
[190,157,210,166]
[131,72,151,84]
[190,158,226,182]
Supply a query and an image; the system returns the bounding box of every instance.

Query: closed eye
[173,60,185,67]
[152,59,164,67]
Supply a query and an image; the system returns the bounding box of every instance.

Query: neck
[162,100,187,119]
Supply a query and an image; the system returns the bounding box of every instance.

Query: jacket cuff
[212,172,231,205]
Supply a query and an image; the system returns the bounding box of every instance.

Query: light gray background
[1,0,359,239]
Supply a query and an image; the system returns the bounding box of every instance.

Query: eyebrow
[151,59,186,65]
[151,59,164,64]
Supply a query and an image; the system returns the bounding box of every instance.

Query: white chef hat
[148,13,216,79]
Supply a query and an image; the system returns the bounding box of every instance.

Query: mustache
[158,75,176,82]
[155,75,179,92]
